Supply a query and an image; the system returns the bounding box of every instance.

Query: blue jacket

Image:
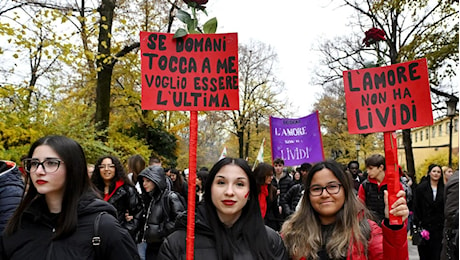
[0,161,24,234]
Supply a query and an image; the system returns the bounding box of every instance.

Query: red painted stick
[186,111,198,259]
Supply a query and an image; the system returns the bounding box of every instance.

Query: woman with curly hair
[281,160,409,260]
[91,155,143,241]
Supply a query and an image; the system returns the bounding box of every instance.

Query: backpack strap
[92,212,107,259]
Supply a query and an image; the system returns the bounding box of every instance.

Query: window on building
[447,122,450,135]
[415,132,418,142]
[420,131,423,141]
[455,119,458,133]
[432,126,436,138]
[426,129,429,139]
[439,124,442,136]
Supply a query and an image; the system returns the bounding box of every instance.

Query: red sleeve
[367,220,383,260]
[358,184,366,203]
[381,220,409,260]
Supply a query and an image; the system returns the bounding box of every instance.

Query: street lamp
[355,142,361,162]
[446,98,458,167]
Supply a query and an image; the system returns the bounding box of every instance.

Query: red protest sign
[343,58,433,134]
[140,32,239,111]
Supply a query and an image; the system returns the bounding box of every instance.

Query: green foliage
[415,153,459,183]
[173,1,217,38]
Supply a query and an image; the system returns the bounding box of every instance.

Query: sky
[208,0,353,117]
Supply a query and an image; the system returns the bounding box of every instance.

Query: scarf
[104,179,124,201]
[258,184,269,218]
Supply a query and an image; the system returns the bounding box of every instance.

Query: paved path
[408,239,419,260]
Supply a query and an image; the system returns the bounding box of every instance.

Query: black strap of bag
[92,212,107,259]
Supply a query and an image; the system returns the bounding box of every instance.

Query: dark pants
[418,228,443,260]
[146,242,161,260]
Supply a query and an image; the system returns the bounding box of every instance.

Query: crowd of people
[0,134,457,260]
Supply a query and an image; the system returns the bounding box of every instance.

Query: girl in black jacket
[137,165,185,260]
[1,135,139,259]
[158,157,288,260]
[414,164,445,260]
[91,155,143,241]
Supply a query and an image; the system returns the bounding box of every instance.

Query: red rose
[363,28,386,47]
[184,0,208,7]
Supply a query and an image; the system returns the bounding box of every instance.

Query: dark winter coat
[137,166,185,244]
[0,161,24,233]
[157,204,288,260]
[441,172,459,260]
[414,178,444,260]
[106,182,143,240]
[264,187,283,232]
[414,179,444,231]
[0,193,139,260]
[280,183,303,218]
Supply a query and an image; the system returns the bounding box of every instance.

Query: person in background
[158,157,288,259]
[358,154,403,226]
[91,155,143,241]
[1,135,139,259]
[292,170,302,186]
[281,160,409,260]
[254,162,283,231]
[414,164,445,260]
[347,160,363,192]
[442,166,454,185]
[127,154,146,194]
[271,158,292,223]
[149,157,172,191]
[280,162,312,219]
[399,169,413,232]
[170,168,188,201]
[441,170,459,260]
[137,166,185,260]
[87,164,95,178]
[196,169,208,203]
[0,160,24,234]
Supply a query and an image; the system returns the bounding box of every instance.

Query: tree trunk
[95,0,115,142]
[245,130,250,160]
[237,130,244,159]
[402,129,415,179]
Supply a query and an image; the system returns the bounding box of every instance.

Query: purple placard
[270,111,324,166]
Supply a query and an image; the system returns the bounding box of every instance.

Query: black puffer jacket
[279,183,304,218]
[158,204,288,260]
[138,166,185,244]
[1,193,139,260]
[0,161,24,233]
[106,182,143,239]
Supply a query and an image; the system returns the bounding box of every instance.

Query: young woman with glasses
[281,160,409,260]
[1,135,139,259]
[91,155,143,242]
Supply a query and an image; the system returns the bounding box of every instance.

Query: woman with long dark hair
[158,157,288,259]
[253,162,282,231]
[281,160,409,260]
[91,155,143,241]
[414,164,445,260]
[170,168,188,201]
[1,135,138,259]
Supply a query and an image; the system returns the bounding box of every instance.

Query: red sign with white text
[140,32,239,111]
[343,58,433,134]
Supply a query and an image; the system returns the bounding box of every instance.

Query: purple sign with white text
[270,111,324,166]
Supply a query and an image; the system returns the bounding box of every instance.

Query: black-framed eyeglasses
[308,183,342,196]
[23,158,63,174]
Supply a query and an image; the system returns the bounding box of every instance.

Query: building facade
[397,115,459,170]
